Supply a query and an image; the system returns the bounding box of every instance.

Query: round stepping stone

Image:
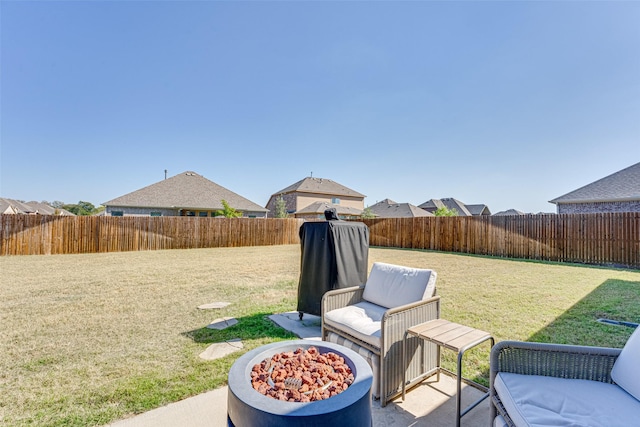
[199,339,243,360]
[198,302,231,310]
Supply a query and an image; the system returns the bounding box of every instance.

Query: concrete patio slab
[106,374,488,427]
[267,311,322,340]
[105,311,490,426]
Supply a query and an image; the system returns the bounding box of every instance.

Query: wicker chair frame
[321,285,440,407]
[489,340,622,426]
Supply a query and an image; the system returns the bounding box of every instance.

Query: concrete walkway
[106,312,490,427]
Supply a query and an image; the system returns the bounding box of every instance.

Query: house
[549,162,640,214]
[103,171,268,218]
[0,198,74,215]
[265,176,365,219]
[418,198,490,216]
[367,199,434,218]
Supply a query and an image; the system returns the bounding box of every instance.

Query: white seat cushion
[323,301,386,348]
[611,326,640,401]
[362,262,436,309]
[494,372,640,427]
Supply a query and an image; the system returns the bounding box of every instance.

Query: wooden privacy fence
[1,213,638,268]
[362,213,640,269]
[0,215,304,256]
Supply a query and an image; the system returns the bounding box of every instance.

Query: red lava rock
[251,346,354,402]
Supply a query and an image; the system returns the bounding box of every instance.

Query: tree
[215,200,242,218]
[361,207,375,219]
[433,206,458,217]
[63,200,97,216]
[274,195,287,218]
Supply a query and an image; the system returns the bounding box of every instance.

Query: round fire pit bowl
[227,339,373,427]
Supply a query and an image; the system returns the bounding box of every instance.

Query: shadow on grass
[451,278,640,388]
[528,278,640,348]
[182,312,296,344]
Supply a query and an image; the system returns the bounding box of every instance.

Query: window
[186,211,196,216]
[332,197,340,204]
[112,211,123,217]
[198,212,208,217]
[150,212,162,217]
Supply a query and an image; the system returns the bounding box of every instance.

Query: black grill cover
[297,221,369,316]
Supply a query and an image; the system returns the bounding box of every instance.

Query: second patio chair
[321,262,440,406]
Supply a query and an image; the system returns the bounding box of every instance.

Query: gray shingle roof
[368,199,433,218]
[418,199,445,210]
[549,162,640,204]
[295,201,363,216]
[440,198,472,216]
[493,209,526,216]
[275,177,365,198]
[0,198,74,215]
[103,171,267,212]
[466,204,491,216]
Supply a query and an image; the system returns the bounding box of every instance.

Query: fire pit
[227,339,373,427]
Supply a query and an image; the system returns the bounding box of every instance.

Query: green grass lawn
[1,245,638,426]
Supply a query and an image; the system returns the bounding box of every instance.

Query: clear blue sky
[2,1,639,214]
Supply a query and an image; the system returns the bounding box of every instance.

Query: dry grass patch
[1,245,638,426]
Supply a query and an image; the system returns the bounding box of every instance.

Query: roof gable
[103,171,267,212]
[274,177,365,198]
[466,204,491,216]
[550,162,640,204]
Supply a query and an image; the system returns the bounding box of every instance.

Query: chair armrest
[321,286,365,316]
[490,340,621,386]
[381,295,441,353]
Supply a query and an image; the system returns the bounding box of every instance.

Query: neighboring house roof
[26,201,74,216]
[103,171,268,213]
[418,198,494,216]
[419,198,473,216]
[0,198,74,215]
[368,199,434,218]
[418,199,445,211]
[275,177,365,198]
[466,204,491,216]
[295,201,363,216]
[440,198,472,216]
[0,198,34,214]
[493,209,526,216]
[550,162,640,204]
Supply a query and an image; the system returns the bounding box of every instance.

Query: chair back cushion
[611,326,640,401]
[362,262,436,309]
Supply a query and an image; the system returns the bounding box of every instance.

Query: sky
[1,0,639,214]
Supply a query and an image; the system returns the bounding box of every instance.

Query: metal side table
[402,319,494,427]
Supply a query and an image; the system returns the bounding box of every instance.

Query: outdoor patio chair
[321,262,440,406]
[490,326,640,426]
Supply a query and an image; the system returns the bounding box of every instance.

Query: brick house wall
[557,201,640,214]
[265,193,298,218]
